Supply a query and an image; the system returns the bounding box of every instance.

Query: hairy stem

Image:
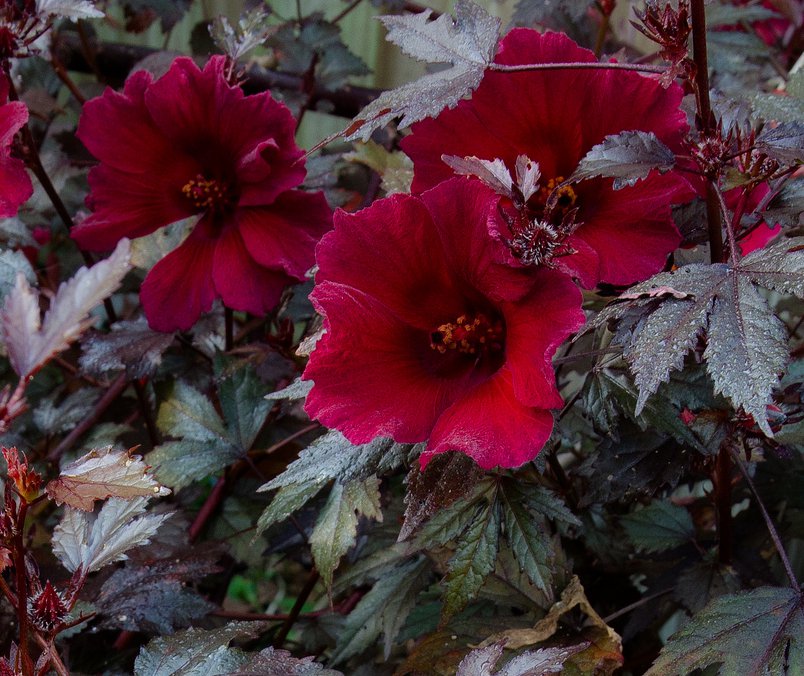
[13,501,33,676]
[730,447,799,589]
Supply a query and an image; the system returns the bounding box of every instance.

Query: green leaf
[332,558,431,663]
[500,484,553,592]
[80,318,174,380]
[255,481,323,535]
[752,92,804,124]
[412,478,497,549]
[442,499,501,622]
[157,381,230,444]
[147,440,241,491]
[214,355,271,451]
[621,501,695,553]
[133,622,259,676]
[258,431,410,493]
[646,587,803,676]
[310,476,383,589]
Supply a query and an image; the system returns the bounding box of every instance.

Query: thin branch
[491,61,667,74]
[730,447,799,590]
[273,569,320,647]
[47,373,129,462]
[603,587,674,623]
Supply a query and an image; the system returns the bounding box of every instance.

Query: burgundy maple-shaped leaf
[46,446,170,511]
[0,239,131,378]
[314,0,500,147]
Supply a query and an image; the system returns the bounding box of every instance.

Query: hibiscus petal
[0,154,32,219]
[140,224,218,332]
[146,56,304,202]
[422,178,536,304]
[304,281,473,444]
[76,71,182,175]
[573,173,687,285]
[212,225,292,316]
[237,191,332,279]
[314,193,466,330]
[503,268,584,408]
[72,162,197,250]
[0,99,28,147]
[424,368,554,470]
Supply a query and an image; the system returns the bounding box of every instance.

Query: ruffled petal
[146,56,305,201]
[140,223,218,332]
[72,161,198,250]
[212,225,292,316]
[314,192,466,330]
[0,154,32,218]
[503,267,584,408]
[0,99,28,147]
[237,190,332,279]
[76,71,182,174]
[304,282,473,443]
[424,368,554,469]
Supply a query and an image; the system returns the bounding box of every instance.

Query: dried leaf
[0,239,131,378]
[570,130,676,189]
[46,446,170,511]
[53,497,171,574]
[646,587,803,675]
[456,641,587,676]
[481,576,623,669]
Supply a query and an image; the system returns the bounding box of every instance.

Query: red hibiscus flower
[0,75,33,218]
[72,56,332,332]
[401,29,692,289]
[302,178,584,469]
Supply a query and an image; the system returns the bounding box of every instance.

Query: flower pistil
[181,174,234,213]
[430,313,504,357]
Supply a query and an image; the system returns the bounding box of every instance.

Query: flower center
[181,174,234,213]
[430,313,504,357]
[536,176,577,215]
